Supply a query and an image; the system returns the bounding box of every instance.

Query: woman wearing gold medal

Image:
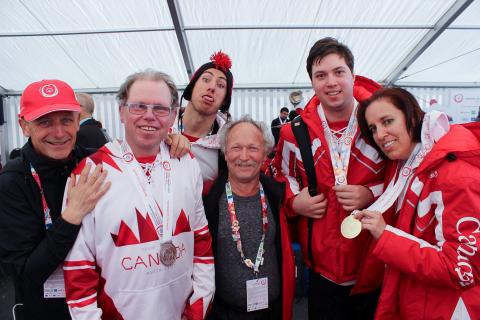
[354,87,480,319]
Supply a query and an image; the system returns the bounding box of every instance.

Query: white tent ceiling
[0,0,479,94]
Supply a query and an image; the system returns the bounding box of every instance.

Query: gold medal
[341,214,362,239]
[160,242,177,266]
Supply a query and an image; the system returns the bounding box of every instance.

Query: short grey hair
[219,115,274,154]
[116,69,179,109]
[75,92,95,114]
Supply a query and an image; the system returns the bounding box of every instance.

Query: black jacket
[77,118,108,149]
[203,171,284,296]
[270,117,283,147]
[0,141,92,320]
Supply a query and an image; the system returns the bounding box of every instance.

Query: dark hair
[182,52,234,112]
[280,107,289,113]
[357,87,425,158]
[306,37,354,79]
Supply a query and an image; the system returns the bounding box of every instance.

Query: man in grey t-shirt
[203,115,295,320]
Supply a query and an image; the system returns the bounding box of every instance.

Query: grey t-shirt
[215,189,281,310]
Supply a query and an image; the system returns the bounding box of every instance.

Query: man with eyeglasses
[63,70,215,320]
[176,51,234,194]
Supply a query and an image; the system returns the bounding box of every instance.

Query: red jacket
[373,124,480,319]
[272,95,385,284]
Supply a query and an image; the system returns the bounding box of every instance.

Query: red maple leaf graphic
[111,208,190,247]
[173,209,191,236]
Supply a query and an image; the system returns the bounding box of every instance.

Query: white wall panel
[2,86,454,165]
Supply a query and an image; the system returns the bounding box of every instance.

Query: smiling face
[311,53,355,120]
[190,68,227,116]
[225,122,267,185]
[120,79,176,158]
[365,98,417,161]
[20,111,79,160]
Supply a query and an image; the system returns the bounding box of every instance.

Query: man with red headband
[272,37,385,319]
[175,51,234,193]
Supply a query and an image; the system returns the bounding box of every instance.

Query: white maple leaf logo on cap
[40,84,59,98]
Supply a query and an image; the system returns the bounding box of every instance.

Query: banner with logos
[448,89,480,124]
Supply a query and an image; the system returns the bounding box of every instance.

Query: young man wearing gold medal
[203,116,295,319]
[272,37,385,319]
[63,70,215,320]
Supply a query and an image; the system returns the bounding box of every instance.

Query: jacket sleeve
[0,170,80,287]
[373,175,480,289]
[271,124,303,217]
[183,160,215,320]
[63,163,102,320]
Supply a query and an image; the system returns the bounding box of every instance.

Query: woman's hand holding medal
[355,210,386,240]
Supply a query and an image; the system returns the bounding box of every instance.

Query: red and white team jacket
[373,124,480,319]
[63,140,215,320]
[272,95,385,284]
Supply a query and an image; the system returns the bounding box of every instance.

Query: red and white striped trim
[67,292,97,308]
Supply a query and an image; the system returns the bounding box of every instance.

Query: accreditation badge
[43,266,66,298]
[246,277,268,312]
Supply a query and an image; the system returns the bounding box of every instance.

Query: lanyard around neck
[225,182,268,276]
[30,164,53,230]
[317,104,358,185]
[120,140,174,244]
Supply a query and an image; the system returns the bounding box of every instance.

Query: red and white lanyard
[225,182,268,276]
[352,112,443,216]
[120,140,174,244]
[356,143,422,216]
[317,104,358,185]
[30,164,53,230]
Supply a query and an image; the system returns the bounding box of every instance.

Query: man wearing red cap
[175,51,234,194]
[272,37,385,319]
[0,79,110,320]
[63,70,215,320]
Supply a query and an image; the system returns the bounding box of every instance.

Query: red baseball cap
[19,79,81,121]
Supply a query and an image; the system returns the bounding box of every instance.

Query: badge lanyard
[120,141,174,244]
[225,182,268,276]
[317,104,358,185]
[30,164,53,230]
[360,143,423,217]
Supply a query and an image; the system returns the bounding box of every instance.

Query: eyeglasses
[124,102,174,117]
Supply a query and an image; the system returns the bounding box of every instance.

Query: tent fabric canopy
[0,0,479,93]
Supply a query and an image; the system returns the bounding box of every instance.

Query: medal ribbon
[225,182,268,275]
[352,111,449,217]
[351,143,422,217]
[317,104,358,185]
[120,140,173,244]
[30,164,53,230]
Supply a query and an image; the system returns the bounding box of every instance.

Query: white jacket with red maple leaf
[63,140,214,320]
